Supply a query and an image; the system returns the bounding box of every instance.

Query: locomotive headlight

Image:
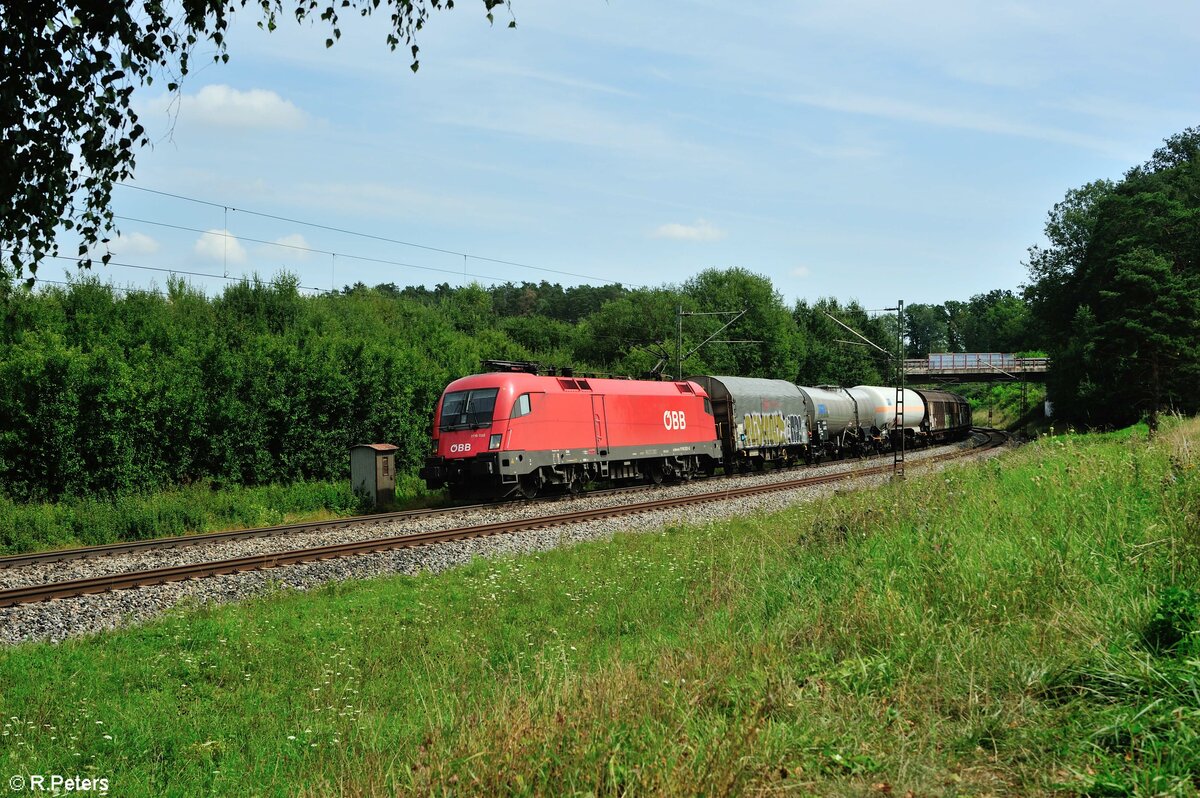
[489,434,502,450]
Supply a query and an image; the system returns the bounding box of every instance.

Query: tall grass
[0,474,432,554]
[0,420,1196,796]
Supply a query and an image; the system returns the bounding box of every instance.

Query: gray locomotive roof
[699,375,804,400]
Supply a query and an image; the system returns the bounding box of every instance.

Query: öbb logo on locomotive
[663,410,687,430]
[418,365,973,500]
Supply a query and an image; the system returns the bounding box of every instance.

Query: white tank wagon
[688,376,811,470]
[849,386,927,442]
[794,385,870,458]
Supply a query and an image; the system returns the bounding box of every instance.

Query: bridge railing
[903,354,1049,376]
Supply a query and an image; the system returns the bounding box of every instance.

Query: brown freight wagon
[914,389,973,441]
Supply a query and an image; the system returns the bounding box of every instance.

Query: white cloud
[194,229,247,264]
[179,85,308,130]
[271,233,313,258]
[791,265,811,278]
[651,219,726,242]
[90,231,160,259]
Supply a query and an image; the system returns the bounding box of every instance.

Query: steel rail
[0,504,487,569]
[0,428,990,570]
[0,429,1006,608]
[0,482,670,569]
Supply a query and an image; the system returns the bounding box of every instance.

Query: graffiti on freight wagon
[739,412,806,448]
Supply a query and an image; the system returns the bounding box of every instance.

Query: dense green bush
[1143,586,1199,655]
[0,276,484,501]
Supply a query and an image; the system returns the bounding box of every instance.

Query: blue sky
[42,0,1200,309]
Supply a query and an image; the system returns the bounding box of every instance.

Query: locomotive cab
[419,373,532,499]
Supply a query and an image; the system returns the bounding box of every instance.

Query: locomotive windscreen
[439,388,499,430]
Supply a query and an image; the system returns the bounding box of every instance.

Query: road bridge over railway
[903,353,1050,383]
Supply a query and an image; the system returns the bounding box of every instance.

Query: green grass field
[1,421,1197,796]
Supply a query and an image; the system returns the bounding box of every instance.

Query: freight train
[419,361,972,499]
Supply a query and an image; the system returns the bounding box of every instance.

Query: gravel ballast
[0,435,1002,645]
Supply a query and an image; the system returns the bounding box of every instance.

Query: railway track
[0,429,1007,608]
[0,485,658,570]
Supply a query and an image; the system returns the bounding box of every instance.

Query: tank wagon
[796,386,862,457]
[841,386,973,446]
[848,386,926,436]
[686,378,944,466]
[419,364,722,499]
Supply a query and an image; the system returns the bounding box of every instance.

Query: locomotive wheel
[647,464,665,485]
[516,475,539,500]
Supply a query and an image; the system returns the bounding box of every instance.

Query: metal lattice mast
[894,299,905,479]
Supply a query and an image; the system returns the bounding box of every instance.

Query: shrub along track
[0,429,1007,609]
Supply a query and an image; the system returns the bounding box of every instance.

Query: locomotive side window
[511,393,532,419]
[704,398,713,415]
[439,388,500,430]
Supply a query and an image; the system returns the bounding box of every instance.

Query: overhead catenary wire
[111,215,520,285]
[3,249,331,294]
[114,183,645,289]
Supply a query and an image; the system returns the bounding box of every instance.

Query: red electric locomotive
[419,362,722,499]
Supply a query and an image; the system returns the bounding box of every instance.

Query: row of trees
[903,291,1033,357]
[386,272,1040,374]
[0,277,494,500]
[1,267,1037,501]
[1025,128,1200,429]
